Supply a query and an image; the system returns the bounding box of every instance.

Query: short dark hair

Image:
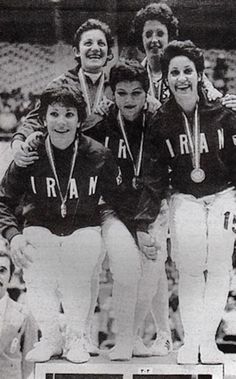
[0,239,15,280]
[73,18,114,61]
[38,85,87,123]
[110,59,149,93]
[161,40,205,80]
[132,2,179,52]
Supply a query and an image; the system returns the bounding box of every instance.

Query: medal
[132,176,138,190]
[61,203,67,218]
[190,168,205,183]
[118,111,146,191]
[182,105,205,184]
[46,137,78,219]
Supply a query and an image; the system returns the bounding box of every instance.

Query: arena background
[1,0,236,363]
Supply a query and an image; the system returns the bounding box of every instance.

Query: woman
[0,85,121,364]
[11,18,114,167]
[136,40,236,364]
[131,2,236,357]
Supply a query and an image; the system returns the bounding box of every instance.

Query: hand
[146,94,162,114]
[221,94,236,112]
[94,96,114,116]
[205,85,223,102]
[24,131,44,151]
[136,231,160,260]
[10,235,34,269]
[12,140,39,168]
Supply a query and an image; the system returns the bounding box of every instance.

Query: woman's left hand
[206,85,223,102]
[94,96,114,116]
[146,94,162,113]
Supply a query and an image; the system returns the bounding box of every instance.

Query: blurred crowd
[0,88,40,136]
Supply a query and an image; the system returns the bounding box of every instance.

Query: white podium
[34,353,224,379]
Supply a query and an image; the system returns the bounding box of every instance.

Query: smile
[124,105,136,109]
[87,55,102,59]
[55,130,70,134]
[176,84,191,90]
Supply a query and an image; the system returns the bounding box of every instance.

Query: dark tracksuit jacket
[0,134,121,241]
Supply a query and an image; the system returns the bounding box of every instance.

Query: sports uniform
[136,90,236,363]
[0,133,121,363]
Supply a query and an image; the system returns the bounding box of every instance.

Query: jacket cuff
[4,227,21,243]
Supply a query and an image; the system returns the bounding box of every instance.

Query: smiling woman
[137,40,236,365]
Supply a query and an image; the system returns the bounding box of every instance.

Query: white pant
[169,188,236,274]
[134,199,171,337]
[23,226,102,338]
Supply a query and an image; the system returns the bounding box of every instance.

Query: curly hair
[110,59,149,93]
[39,85,87,123]
[132,3,179,52]
[73,18,114,60]
[161,40,205,80]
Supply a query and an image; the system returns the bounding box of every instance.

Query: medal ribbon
[182,105,201,170]
[79,68,104,115]
[45,136,78,217]
[117,111,145,180]
[146,64,162,101]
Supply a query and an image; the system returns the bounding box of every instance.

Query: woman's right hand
[10,234,34,269]
[12,140,39,168]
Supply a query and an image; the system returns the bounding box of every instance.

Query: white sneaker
[108,338,133,361]
[200,343,225,364]
[177,343,199,365]
[84,335,99,356]
[26,338,63,362]
[132,337,152,357]
[151,334,173,356]
[65,336,90,363]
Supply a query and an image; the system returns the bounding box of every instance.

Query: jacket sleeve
[135,117,169,232]
[223,109,236,186]
[21,311,39,379]
[0,162,27,241]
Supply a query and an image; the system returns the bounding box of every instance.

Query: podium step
[34,352,224,379]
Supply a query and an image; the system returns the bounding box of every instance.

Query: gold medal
[61,203,67,218]
[190,168,205,183]
[132,177,138,190]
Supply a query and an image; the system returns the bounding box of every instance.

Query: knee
[111,254,141,286]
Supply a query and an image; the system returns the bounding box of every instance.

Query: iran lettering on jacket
[30,176,99,198]
[165,128,224,158]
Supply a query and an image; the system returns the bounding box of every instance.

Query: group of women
[0,1,236,367]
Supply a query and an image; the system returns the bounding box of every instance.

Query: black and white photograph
[0,1,236,378]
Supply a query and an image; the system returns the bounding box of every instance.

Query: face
[114,81,146,122]
[46,103,79,150]
[142,20,169,60]
[75,29,108,73]
[167,56,200,103]
[0,256,11,299]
